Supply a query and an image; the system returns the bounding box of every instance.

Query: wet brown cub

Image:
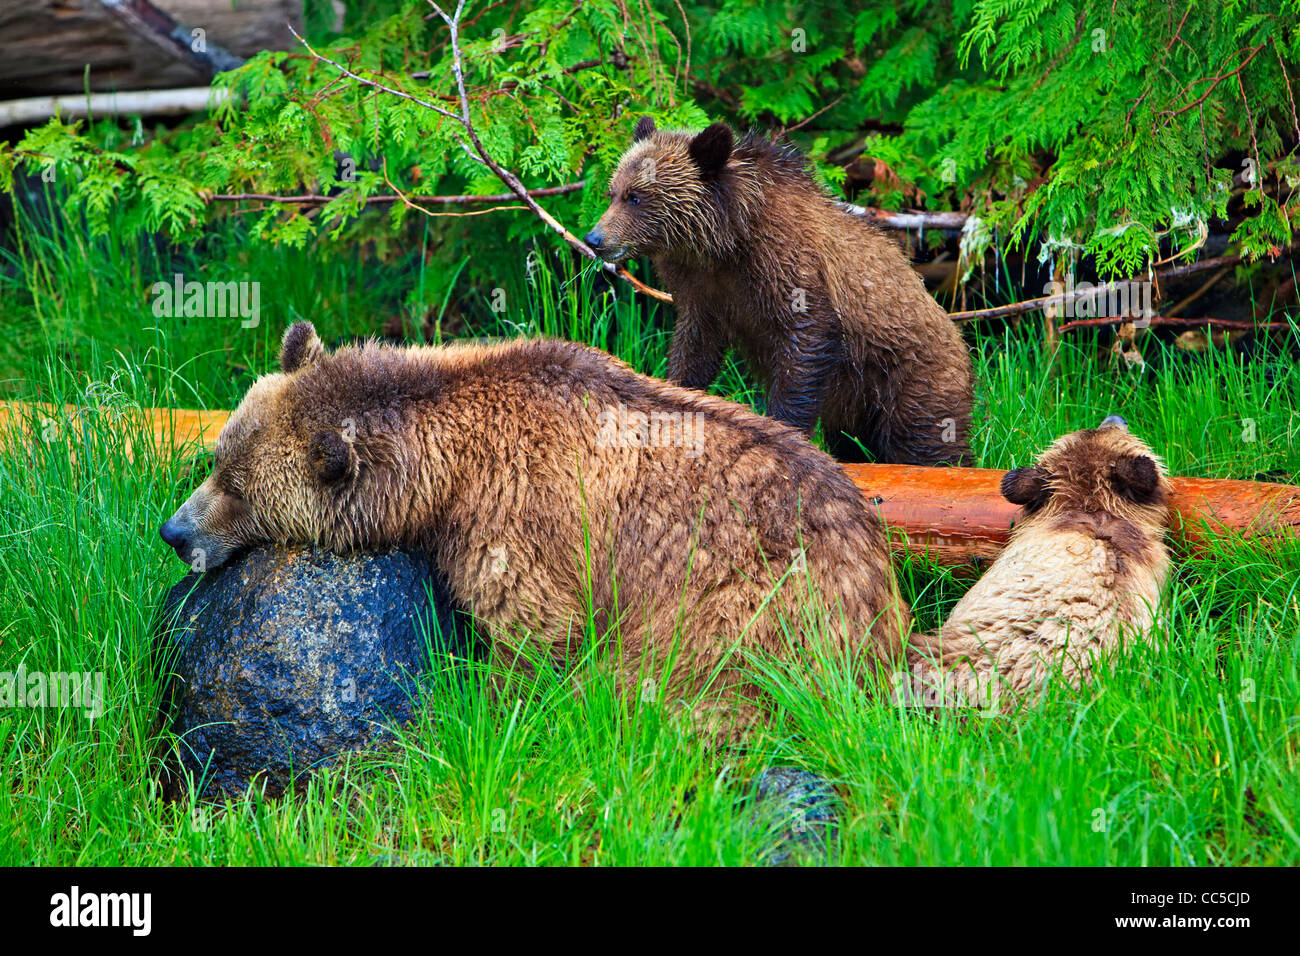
[586,117,974,465]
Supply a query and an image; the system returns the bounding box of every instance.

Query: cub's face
[159,323,363,570]
[1000,416,1171,520]
[583,117,734,263]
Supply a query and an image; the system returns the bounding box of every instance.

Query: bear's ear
[688,123,733,178]
[281,322,324,374]
[308,429,355,484]
[633,115,656,142]
[1001,466,1050,509]
[1112,454,1161,503]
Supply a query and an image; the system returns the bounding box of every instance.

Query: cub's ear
[633,115,656,142]
[308,430,355,483]
[1112,454,1161,502]
[281,322,324,374]
[1001,466,1050,509]
[688,123,733,178]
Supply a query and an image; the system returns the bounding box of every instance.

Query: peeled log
[3,401,1297,565]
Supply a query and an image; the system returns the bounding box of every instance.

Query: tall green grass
[1,203,1297,865]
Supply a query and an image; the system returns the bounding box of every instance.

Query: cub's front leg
[764,314,842,435]
[666,305,727,392]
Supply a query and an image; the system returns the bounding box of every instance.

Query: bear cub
[904,416,1172,710]
[586,116,974,466]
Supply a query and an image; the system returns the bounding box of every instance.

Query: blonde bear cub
[905,416,1172,711]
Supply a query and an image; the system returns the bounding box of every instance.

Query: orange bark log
[843,463,1300,564]
[0,401,228,461]
[4,401,1297,564]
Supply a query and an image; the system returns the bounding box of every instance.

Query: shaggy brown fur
[585,117,974,466]
[902,417,1171,711]
[160,322,911,737]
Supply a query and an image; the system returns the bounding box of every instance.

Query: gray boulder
[155,545,468,799]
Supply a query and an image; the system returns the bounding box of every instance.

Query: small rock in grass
[749,766,839,866]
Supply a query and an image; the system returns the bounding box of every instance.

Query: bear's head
[1000,416,1171,524]
[159,322,406,570]
[584,116,737,263]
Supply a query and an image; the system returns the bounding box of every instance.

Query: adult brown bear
[160,323,911,738]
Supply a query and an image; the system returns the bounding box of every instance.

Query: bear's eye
[625,192,640,206]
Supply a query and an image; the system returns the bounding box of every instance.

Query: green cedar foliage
[1,0,1296,293]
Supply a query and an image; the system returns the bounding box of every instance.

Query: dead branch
[207,182,585,206]
[949,254,1252,323]
[1161,44,1265,124]
[379,157,527,217]
[841,205,969,231]
[1056,315,1294,334]
[100,0,245,78]
[428,0,672,301]
[0,87,229,126]
[1165,264,1234,317]
[287,10,671,303]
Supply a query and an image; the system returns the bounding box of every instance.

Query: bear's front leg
[764,321,841,435]
[667,309,726,391]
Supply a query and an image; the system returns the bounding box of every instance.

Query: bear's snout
[159,516,191,557]
[583,226,628,262]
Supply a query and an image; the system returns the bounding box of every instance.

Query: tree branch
[425,0,672,301]
[1057,315,1294,334]
[948,254,1253,323]
[207,182,586,206]
[288,8,672,303]
[1160,44,1264,124]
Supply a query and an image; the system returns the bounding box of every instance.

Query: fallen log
[841,463,1300,565]
[1,0,299,99]
[0,87,230,127]
[0,401,226,463]
[3,401,1297,565]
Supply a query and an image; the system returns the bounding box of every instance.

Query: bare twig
[841,205,969,231]
[1274,37,1300,142]
[1165,265,1233,317]
[949,254,1254,323]
[1057,315,1294,334]
[671,0,692,100]
[1161,44,1264,124]
[380,158,527,217]
[207,182,585,206]
[780,95,845,136]
[1237,69,1262,197]
[425,0,672,301]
